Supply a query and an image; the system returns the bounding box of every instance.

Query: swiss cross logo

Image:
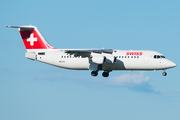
[27,33,37,46]
[20,30,56,49]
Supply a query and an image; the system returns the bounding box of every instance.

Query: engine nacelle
[25,52,36,60]
[103,53,116,64]
[90,53,105,64]
[104,56,116,64]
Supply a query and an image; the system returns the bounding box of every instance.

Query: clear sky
[0,0,180,120]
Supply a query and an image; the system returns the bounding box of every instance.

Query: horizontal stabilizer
[5,26,35,29]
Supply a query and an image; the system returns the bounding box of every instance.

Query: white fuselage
[33,49,176,71]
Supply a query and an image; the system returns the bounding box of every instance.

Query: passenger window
[131,56,133,58]
[64,56,66,58]
[122,56,124,58]
[134,56,136,58]
[61,56,63,58]
[125,56,126,58]
[128,56,130,58]
[119,56,121,58]
[137,56,139,58]
[67,56,69,58]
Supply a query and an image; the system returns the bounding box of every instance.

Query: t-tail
[6,25,57,60]
[6,25,56,52]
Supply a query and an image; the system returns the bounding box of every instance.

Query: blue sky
[0,0,180,120]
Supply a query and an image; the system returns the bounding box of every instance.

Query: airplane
[6,25,177,77]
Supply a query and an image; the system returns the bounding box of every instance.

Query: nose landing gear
[162,70,167,76]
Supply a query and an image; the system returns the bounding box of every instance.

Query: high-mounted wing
[65,49,113,53]
[65,49,113,57]
[65,49,114,57]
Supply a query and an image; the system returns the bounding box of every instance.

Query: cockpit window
[154,55,166,59]
[160,55,166,58]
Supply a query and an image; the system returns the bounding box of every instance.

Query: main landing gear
[91,71,110,77]
[91,71,98,76]
[162,70,167,76]
[91,65,111,77]
[102,71,109,77]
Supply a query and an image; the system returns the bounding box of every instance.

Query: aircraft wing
[65,49,113,53]
[65,49,114,57]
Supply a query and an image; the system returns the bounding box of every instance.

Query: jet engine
[90,53,105,64]
[99,53,116,64]
[104,56,116,64]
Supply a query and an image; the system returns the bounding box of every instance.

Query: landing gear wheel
[91,71,98,76]
[102,71,109,77]
[162,72,167,76]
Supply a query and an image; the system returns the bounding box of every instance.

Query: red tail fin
[6,26,56,51]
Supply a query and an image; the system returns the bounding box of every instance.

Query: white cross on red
[27,33,37,46]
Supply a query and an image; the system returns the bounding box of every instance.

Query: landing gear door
[89,62,99,71]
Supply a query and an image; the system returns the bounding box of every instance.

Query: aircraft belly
[64,58,89,70]
[123,59,146,70]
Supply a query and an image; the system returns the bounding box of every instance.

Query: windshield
[154,55,166,59]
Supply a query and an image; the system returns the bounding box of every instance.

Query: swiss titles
[126,52,143,56]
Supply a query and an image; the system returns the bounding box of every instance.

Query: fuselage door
[144,54,149,63]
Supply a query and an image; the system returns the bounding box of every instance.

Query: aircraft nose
[169,61,177,68]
